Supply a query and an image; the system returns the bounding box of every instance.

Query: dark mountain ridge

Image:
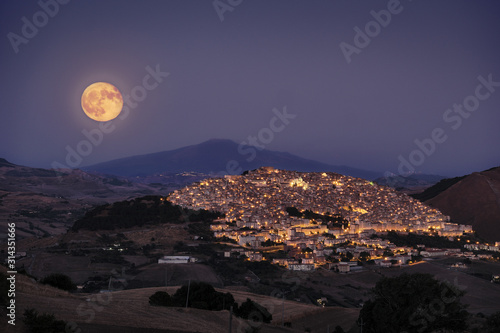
[374,173,446,192]
[83,139,382,180]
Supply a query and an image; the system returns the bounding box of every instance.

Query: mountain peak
[84,139,381,180]
[201,138,237,144]
[197,138,238,148]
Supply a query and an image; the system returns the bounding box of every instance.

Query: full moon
[81,82,123,122]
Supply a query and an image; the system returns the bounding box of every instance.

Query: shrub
[23,308,67,333]
[172,281,236,311]
[234,298,272,323]
[40,273,76,292]
[149,282,236,311]
[149,291,173,306]
[358,273,468,333]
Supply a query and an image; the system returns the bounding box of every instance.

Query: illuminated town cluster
[168,167,474,269]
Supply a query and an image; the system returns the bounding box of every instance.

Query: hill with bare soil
[3,265,359,333]
[422,167,500,242]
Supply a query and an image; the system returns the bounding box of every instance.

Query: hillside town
[168,167,489,271]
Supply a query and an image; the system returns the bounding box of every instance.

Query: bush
[172,281,235,311]
[148,282,272,325]
[40,273,76,292]
[358,273,468,333]
[149,291,173,306]
[234,298,272,323]
[72,196,224,231]
[333,325,345,333]
[149,282,236,311]
[483,311,500,332]
[23,308,67,333]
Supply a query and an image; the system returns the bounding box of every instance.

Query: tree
[172,281,236,311]
[341,252,353,262]
[40,273,76,292]
[359,251,371,261]
[302,247,313,254]
[149,291,173,306]
[23,308,67,333]
[483,311,500,332]
[261,239,278,247]
[382,249,394,257]
[333,325,345,333]
[234,298,272,323]
[358,273,468,333]
[411,254,423,262]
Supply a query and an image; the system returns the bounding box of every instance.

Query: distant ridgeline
[72,195,224,231]
[411,175,467,202]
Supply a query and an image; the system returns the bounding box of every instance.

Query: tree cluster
[149,282,236,311]
[72,196,224,231]
[23,308,67,333]
[384,231,464,249]
[286,207,348,227]
[359,273,468,333]
[149,282,272,323]
[40,273,76,292]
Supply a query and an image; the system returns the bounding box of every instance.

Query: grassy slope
[7,264,357,333]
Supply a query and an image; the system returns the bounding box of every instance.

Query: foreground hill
[84,139,382,180]
[5,265,359,333]
[6,258,500,333]
[415,167,500,242]
[0,158,169,239]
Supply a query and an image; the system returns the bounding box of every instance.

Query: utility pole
[165,267,168,287]
[281,292,285,326]
[359,317,364,333]
[228,305,233,333]
[281,290,290,326]
[185,279,191,308]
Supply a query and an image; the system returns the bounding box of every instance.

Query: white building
[158,256,193,264]
[288,264,315,271]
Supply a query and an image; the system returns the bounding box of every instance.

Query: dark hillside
[72,196,223,231]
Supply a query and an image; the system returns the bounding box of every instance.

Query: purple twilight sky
[1,0,499,177]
